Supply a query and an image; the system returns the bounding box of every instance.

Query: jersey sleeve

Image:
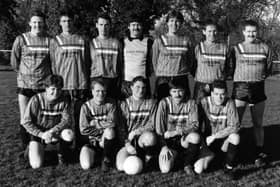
[79,103,102,137]
[22,96,44,137]
[152,38,160,74]
[49,38,58,74]
[10,35,23,72]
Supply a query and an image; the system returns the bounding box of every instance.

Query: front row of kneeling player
[21,74,240,178]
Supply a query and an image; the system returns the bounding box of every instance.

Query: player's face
[167,17,181,34]
[92,83,106,103]
[170,88,185,103]
[29,16,44,34]
[243,25,258,43]
[131,81,146,100]
[59,16,73,33]
[96,18,110,37]
[211,88,226,106]
[45,86,62,101]
[203,25,217,42]
[128,22,143,38]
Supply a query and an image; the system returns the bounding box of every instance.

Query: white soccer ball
[123,156,143,175]
[61,129,74,142]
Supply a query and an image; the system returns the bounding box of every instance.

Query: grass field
[1,70,280,186]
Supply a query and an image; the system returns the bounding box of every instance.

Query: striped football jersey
[119,96,157,141]
[152,34,193,77]
[194,42,228,83]
[156,96,199,136]
[200,96,240,138]
[22,92,71,137]
[90,37,121,78]
[11,32,52,89]
[231,41,272,82]
[50,34,89,90]
[79,98,117,142]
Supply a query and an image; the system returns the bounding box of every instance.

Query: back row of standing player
[11,9,272,175]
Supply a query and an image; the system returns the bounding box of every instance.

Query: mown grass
[1,71,280,186]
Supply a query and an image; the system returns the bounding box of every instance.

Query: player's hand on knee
[41,130,54,144]
[125,142,137,155]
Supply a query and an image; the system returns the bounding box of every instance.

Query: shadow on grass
[238,124,280,164]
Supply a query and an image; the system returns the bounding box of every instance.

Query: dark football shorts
[17,88,44,98]
[232,81,266,104]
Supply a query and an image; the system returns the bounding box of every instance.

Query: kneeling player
[116,76,158,174]
[79,80,117,171]
[195,80,240,179]
[22,75,74,169]
[156,79,200,175]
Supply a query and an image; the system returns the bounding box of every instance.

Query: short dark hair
[90,78,106,90]
[169,78,187,90]
[131,76,147,86]
[241,19,259,30]
[45,75,64,89]
[211,80,227,92]
[166,10,184,24]
[59,9,74,20]
[96,12,111,24]
[202,20,218,30]
[128,14,143,25]
[29,9,46,21]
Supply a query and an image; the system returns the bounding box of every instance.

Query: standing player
[79,80,117,171]
[156,79,200,175]
[194,80,240,179]
[121,14,153,99]
[90,13,122,99]
[22,75,74,168]
[193,21,229,102]
[116,76,158,173]
[50,10,90,149]
[11,10,52,154]
[230,20,272,166]
[152,10,193,101]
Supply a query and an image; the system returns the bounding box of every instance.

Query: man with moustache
[229,20,272,166]
[156,79,200,175]
[120,14,153,99]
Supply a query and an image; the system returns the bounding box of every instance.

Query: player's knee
[138,131,157,147]
[194,159,204,174]
[30,158,43,169]
[79,146,95,170]
[228,133,240,145]
[182,132,200,147]
[60,129,74,142]
[159,158,173,173]
[103,128,115,140]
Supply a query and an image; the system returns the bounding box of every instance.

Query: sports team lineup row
[12,8,271,180]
